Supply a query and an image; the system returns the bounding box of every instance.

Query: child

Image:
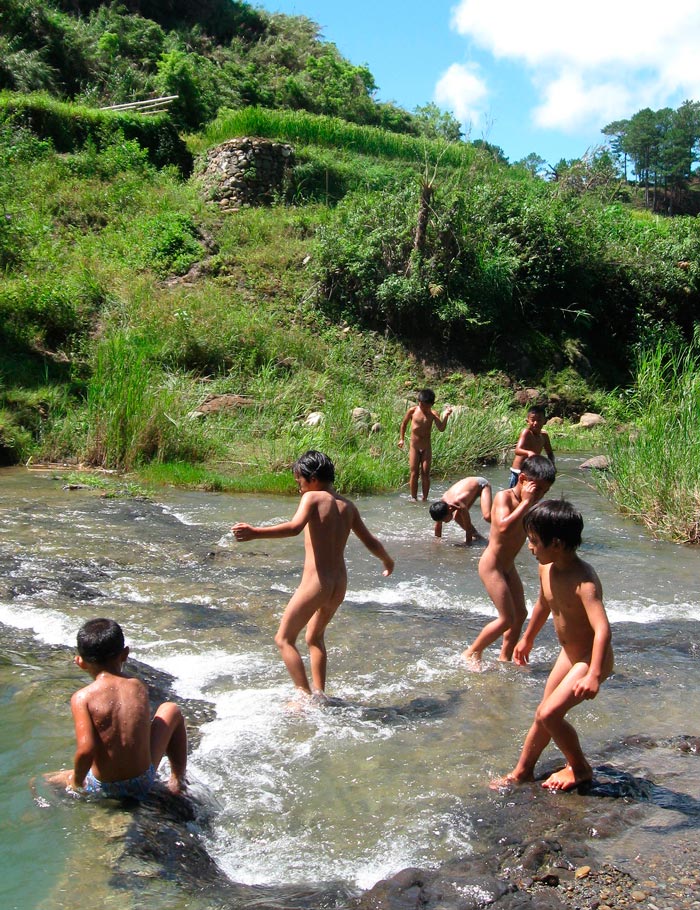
[232,451,394,697]
[509,404,555,488]
[398,389,453,501]
[464,455,556,663]
[490,499,613,792]
[46,618,187,798]
[429,476,492,544]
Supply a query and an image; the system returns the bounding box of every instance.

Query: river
[1,458,699,909]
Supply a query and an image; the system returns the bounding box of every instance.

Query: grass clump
[600,338,700,543]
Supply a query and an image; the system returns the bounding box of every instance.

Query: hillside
[0,2,699,513]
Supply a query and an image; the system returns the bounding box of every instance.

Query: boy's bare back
[298,489,357,580]
[72,673,153,782]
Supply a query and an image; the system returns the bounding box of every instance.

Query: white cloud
[434,62,488,126]
[449,0,700,130]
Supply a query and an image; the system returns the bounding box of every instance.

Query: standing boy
[46,618,187,798]
[490,499,613,792]
[464,455,556,663]
[429,476,492,544]
[398,389,453,501]
[509,404,555,488]
[233,451,394,697]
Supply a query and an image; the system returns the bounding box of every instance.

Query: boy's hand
[520,480,540,504]
[232,522,255,541]
[573,673,599,700]
[382,555,395,577]
[513,639,531,665]
[397,439,405,449]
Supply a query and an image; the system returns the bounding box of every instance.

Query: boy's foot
[167,775,186,796]
[541,764,592,792]
[462,649,484,671]
[488,772,532,791]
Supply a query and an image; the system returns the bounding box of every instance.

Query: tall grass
[198,107,476,169]
[600,339,700,543]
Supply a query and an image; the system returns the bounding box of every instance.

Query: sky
[253,0,700,165]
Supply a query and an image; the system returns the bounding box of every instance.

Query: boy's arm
[513,582,550,665]
[491,484,538,535]
[514,429,536,459]
[233,494,314,541]
[432,406,453,432]
[542,431,555,461]
[398,408,414,448]
[70,691,97,790]
[433,520,443,538]
[573,581,611,699]
[351,508,394,576]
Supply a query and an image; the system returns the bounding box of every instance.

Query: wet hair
[417,388,436,405]
[527,404,546,418]
[292,450,335,483]
[77,618,125,664]
[429,500,451,521]
[520,454,556,485]
[523,499,583,550]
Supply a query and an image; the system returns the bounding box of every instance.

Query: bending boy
[233,450,394,696]
[429,476,492,544]
[398,389,453,501]
[464,455,556,663]
[46,618,187,798]
[491,499,613,792]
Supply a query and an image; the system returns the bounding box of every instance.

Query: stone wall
[199,137,294,208]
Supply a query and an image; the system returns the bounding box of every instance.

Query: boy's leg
[490,650,573,789]
[305,588,345,694]
[275,583,328,693]
[480,485,493,522]
[464,563,517,660]
[537,659,603,791]
[408,446,421,499]
[420,450,432,500]
[151,702,188,794]
[499,569,527,660]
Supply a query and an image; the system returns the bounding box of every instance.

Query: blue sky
[254,0,700,166]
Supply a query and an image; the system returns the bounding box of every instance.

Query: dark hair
[292,450,335,483]
[77,618,125,664]
[429,500,451,521]
[417,388,436,405]
[523,499,583,550]
[527,404,546,418]
[520,454,556,484]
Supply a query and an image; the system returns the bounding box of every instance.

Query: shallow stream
[1,458,698,909]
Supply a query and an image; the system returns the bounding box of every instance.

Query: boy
[46,618,187,798]
[398,389,453,501]
[509,404,555,488]
[429,476,492,544]
[490,499,613,792]
[232,451,394,697]
[463,455,556,663]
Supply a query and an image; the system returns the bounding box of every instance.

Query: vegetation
[0,1,699,541]
[600,338,700,543]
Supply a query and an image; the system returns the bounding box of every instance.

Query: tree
[412,103,463,142]
[516,152,548,179]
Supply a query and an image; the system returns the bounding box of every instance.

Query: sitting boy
[490,499,613,792]
[46,618,187,798]
[429,476,492,544]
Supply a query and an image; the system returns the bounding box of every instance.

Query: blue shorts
[84,765,157,800]
[508,469,520,488]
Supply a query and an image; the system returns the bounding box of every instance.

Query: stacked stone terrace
[200,137,294,207]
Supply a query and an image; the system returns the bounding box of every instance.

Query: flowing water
[1,458,699,910]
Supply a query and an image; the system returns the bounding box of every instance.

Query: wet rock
[304,411,325,427]
[579,455,610,470]
[188,394,256,418]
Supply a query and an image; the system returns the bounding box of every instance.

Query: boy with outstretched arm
[398,388,453,501]
[46,618,187,798]
[429,476,492,544]
[509,404,555,488]
[233,450,394,698]
[463,455,556,663]
[491,499,613,792]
